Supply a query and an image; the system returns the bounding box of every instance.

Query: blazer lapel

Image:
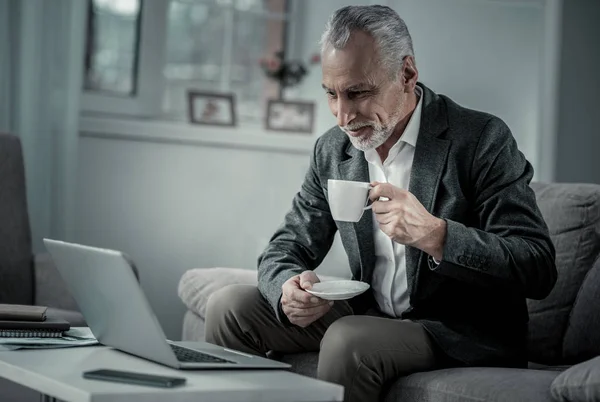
[406,84,451,292]
[337,144,375,282]
[333,84,450,288]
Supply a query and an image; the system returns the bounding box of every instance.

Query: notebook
[0,304,47,321]
[0,317,71,338]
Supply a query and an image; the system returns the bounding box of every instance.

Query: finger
[289,310,329,328]
[285,298,331,309]
[299,271,320,290]
[369,182,393,201]
[282,275,301,289]
[282,279,321,305]
[281,276,301,296]
[289,287,319,304]
[371,200,393,214]
[378,222,396,238]
[284,302,332,319]
[283,296,329,308]
[372,208,393,224]
[369,183,403,201]
[290,302,333,317]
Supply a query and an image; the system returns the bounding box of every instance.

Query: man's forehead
[321,81,375,91]
[322,45,378,70]
[321,48,380,89]
[321,60,380,91]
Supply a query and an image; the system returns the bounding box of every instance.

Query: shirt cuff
[428,254,441,269]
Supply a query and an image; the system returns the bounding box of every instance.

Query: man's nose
[335,99,356,127]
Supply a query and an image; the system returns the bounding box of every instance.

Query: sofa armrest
[551,355,600,402]
[33,253,80,312]
[178,267,344,319]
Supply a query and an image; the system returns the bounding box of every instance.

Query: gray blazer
[257,83,557,367]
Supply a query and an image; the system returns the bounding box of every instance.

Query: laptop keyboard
[170,343,236,364]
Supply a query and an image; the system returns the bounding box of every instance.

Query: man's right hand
[281,271,333,328]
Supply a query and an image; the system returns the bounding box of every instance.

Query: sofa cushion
[178,268,258,319]
[386,367,559,402]
[551,356,600,402]
[280,352,319,378]
[279,353,562,402]
[562,255,600,364]
[178,267,343,319]
[527,183,600,365]
[182,309,206,342]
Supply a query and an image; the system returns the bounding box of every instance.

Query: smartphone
[83,369,187,388]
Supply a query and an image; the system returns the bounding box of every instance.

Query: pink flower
[269,58,281,70]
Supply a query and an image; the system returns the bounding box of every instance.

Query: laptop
[43,239,290,370]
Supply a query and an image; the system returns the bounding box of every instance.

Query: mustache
[342,122,376,131]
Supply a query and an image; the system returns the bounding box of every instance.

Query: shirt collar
[363,86,423,164]
[400,85,423,148]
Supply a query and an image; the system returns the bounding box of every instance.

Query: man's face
[321,31,408,151]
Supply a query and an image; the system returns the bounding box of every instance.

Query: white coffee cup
[327,179,373,222]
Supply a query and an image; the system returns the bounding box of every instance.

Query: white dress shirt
[364,86,423,317]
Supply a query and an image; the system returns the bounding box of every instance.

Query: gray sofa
[179,181,600,401]
[0,133,86,401]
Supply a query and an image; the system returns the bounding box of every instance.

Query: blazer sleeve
[257,136,338,321]
[432,117,557,300]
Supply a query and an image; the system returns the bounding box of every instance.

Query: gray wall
[555,0,600,184]
[74,0,549,340]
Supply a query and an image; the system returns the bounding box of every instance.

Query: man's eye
[326,92,337,98]
[349,91,367,97]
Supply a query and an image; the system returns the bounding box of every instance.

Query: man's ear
[401,56,418,92]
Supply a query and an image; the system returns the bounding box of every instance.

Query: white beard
[342,115,401,151]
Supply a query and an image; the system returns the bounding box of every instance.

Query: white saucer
[306,280,370,301]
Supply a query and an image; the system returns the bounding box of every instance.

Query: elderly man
[205,5,556,402]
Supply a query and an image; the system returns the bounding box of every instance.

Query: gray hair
[320,5,414,78]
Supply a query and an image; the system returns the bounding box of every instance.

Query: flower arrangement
[260,51,321,88]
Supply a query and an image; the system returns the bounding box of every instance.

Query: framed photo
[265,100,315,134]
[187,91,237,127]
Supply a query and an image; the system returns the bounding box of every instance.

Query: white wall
[74,0,551,340]
[74,136,318,339]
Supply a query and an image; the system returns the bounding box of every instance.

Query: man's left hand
[369,181,447,261]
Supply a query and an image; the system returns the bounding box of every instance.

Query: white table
[0,342,343,402]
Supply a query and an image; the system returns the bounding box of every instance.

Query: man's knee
[318,316,367,375]
[204,284,261,344]
[318,317,437,383]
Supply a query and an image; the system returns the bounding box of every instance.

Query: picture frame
[187,91,237,127]
[265,100,315,134]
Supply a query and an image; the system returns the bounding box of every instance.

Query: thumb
[299,271,319,290]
